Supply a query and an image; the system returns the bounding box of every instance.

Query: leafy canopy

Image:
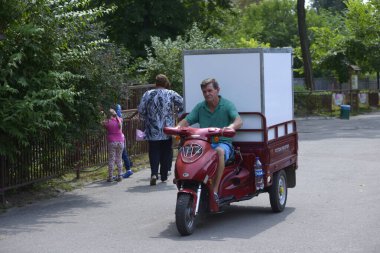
[101,0,234,57]
[0,0,124,158]
[221,0,298,48]
[139,24,226,94]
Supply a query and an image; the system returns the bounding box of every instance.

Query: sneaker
[150,175,157,186]
[107,177,113,182]
[213,192,219,204]
[123,170,133,178]
[160,174,167,182]
[116,176,122,182]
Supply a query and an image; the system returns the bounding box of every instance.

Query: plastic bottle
[115,104,122,117]
[254,157,264,190]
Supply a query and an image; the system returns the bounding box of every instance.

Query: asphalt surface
[1,112,380,253]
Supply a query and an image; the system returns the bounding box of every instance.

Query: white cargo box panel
[183,48,294,142]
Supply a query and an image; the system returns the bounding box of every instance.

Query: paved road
[1,112,380,253]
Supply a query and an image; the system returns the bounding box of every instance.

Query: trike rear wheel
[269,170,287,212]
[176,194,196,236]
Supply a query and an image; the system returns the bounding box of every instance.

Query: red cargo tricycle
[164,112,298,236]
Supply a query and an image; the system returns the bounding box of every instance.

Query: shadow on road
[126,178,177,193]
[155,204,295,240]
[0,194,106,236]
[82,177,177,193]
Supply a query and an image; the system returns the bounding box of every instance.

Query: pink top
[104,117,125,142]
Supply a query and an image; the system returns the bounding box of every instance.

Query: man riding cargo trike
[164,48,298,236]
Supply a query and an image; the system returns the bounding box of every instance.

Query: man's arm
[227,116,243,130]
[176,102,201,127]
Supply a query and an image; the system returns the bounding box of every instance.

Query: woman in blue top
[138,74,183,185]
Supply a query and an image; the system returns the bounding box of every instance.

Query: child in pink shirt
[102,108,125,182]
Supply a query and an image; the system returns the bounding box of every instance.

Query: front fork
[195,184,202,214]
[178,182,219,215]
[178,183,202,215]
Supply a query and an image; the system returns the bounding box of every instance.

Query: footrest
[218,195,235,206]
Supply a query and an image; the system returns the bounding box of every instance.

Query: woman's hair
[155,74,171,88]
[109,108,117,117]
[200,78,219,89]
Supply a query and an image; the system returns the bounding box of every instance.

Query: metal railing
[0,116,148,203]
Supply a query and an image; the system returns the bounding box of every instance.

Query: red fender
[177,189,198,215]
[178,188,220,213]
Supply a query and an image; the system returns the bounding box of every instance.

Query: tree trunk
[297,0,314,91]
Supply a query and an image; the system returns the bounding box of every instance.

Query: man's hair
[155,74,170,88]
[200,78,219,89]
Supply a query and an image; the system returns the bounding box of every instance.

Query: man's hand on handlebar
[221,127,236,137]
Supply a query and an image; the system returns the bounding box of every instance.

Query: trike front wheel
[176,194,197,236]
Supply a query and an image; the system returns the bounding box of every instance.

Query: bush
[139,23,227,93]
[294,91,333,116]
[0,0,126,158]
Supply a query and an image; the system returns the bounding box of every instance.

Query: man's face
[201,83,219,103]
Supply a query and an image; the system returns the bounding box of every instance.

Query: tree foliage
[221,0,299,48]
[101,0,234,58]
[139,24,227,93]
[0,0,126,158]
[345,0,380,73]
[304,0,380,83]
[232,0,261,9]
[305,10,348,82]
[311,0,347,13]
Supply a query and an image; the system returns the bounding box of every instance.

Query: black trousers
[148,139,173,181]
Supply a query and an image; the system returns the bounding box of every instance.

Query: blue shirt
[138,88,183,140]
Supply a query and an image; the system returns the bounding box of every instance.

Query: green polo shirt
[185,96,239,143]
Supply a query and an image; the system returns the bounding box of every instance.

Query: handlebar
[163,126,236,138]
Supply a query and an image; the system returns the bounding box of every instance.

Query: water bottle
[115,104,122,118]
[255,157,264,190]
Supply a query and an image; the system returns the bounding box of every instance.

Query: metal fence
[0,84,155,202]
[0,116,148,201]
[124,84,155,109]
